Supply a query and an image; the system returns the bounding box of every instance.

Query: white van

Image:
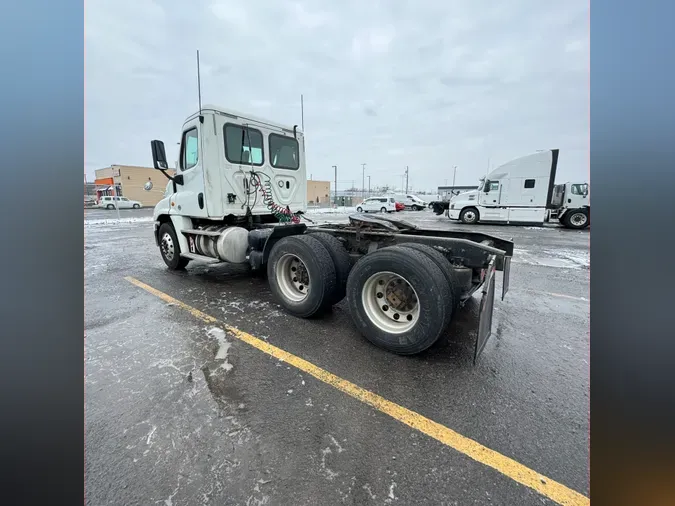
[97,196,142,209]
[356,196,397,213]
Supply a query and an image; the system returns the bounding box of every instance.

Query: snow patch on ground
[513,247,589,269]
[206,327,233,371]
[85,217,154,226]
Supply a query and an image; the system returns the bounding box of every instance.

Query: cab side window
[181,128,199,171]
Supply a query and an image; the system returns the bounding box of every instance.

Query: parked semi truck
[149,105,514,361]
[446,150,590,229]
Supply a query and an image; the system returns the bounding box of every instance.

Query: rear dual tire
[268,235,459,355]
[398,243,461,310]
[306,232,351,305]
[267,235,337,318]
[346,246,454,355]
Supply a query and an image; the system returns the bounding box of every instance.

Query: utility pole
[405,166,409,194]
[367,175,371,196]
[300,94,305,131]
[452,165,457,187]
[361,163,366,198]
[332,165,337,207]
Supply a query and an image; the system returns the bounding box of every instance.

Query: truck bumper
[448,209,460,220]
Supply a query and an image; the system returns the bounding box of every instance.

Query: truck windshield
[571,183,588,195]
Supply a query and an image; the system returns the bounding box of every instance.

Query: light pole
[367,175,371,196]
[332,165,338,207]
[452,165,457,187]
[361,163,366,198]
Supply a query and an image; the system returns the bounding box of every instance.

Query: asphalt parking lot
[85,207,589,505]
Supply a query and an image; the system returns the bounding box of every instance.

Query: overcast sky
[85,0,588,192]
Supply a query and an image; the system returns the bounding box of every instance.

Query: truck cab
[152,104,306,225]
[548,181,590,228]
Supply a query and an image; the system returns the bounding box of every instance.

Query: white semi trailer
[447,150,590,229]
[150,105,514,361]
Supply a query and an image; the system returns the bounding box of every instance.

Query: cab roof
[184,104,302,135]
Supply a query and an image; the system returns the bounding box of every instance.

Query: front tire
[459,207,479,224]
[133,203,140,209]
[106,204,115,210]
[356,206,363,213]
[380,207,387,213]
[411,205,420,211]
[267,235,336,318]
[346,246,453,355]
[158,223,190,270]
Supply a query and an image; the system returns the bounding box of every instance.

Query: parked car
[97,196,142,209]
[395,201,405,212]
[392,194,428,210]
[356,196,397,213]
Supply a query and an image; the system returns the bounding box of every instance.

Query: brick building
[94,165,175,207]
[307,180,331,205]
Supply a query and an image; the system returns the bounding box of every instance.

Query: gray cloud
[85,0,589,190]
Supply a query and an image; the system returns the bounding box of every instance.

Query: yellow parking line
[124,276,589,506]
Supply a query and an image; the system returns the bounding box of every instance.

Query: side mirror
[484,181,491,193]
[151,140,168,171]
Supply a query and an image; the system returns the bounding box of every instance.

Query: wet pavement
[85,208,589,505]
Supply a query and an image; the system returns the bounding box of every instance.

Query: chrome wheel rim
[570,213,587,226]
[161,233,175,261]
[361,271,419,333]
[463,210,476,222]
[276,254,310,302]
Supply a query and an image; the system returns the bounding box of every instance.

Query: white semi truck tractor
[447,149,590,229]
[150,105,514,361]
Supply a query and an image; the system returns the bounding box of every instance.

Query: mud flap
[474,260,496,364]
[502,256,511,301]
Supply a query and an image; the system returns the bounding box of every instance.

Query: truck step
[182,228,222,237]
[181,252,222,264]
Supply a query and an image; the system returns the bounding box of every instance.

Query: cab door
[172,119,209,218]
